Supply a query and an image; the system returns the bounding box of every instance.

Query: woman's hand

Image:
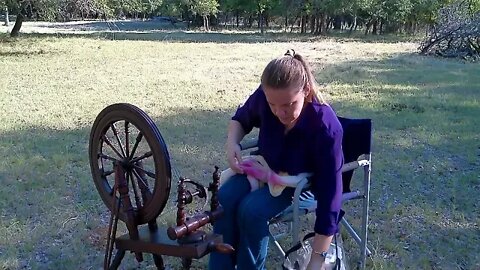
[239,159,271,182]
[306,233,332,270]
[306,253,326,270]
[226,142,244,174]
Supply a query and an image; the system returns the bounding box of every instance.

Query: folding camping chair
[239,117,373,269]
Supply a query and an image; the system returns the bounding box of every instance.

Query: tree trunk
[333,15,342,30]
[260,12,264,34]
[365,20,370,35]
[4,7,9,26]
[203,15,209,31]
[300,15,306,33]
[349,16,357,33]
[372,19,378,35]
[284,13,288,32]
[236,10,239,28]
[327,16,334,32]
[310,14,315,33]
[10,13,24,37]
[290,15,299,32]
[319,13,327,34]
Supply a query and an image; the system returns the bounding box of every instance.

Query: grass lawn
[0,31,479,269]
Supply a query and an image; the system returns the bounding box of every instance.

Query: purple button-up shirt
[232,86,344,235]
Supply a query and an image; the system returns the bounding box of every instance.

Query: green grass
[0,31,479,269]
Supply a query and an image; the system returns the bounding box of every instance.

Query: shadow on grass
[34,20,183,32]
[5,30,330,43]
[0,49,58,57]
[2,20,423,44]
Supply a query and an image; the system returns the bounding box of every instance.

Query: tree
[9,0,25,37]
[191,0,219,30]
[3,6,8,26]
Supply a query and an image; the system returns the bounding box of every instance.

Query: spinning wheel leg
[109,249,126,270]
[152,254,165,270]
[181,258,192,270]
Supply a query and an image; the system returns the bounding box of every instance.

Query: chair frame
[239,118,372,269]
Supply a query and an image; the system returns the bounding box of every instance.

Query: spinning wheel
[89,103,233,270]
[89,103,171,224]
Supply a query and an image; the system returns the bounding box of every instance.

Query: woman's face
[263,86,308,127]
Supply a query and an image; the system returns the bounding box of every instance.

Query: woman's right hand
[226,142,244,174]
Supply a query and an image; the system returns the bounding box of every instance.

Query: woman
[209,50,344,270]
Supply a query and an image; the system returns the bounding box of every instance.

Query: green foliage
[467,0,480,13]
[191,0,218,16]
[2,0,475,35]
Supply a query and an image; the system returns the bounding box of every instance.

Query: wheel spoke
[125,121,130,158]
[110,123,126,157]
[128,171,143,210]
[133,161,153,204]
[130,151,153,164]
[99,153,120,163]
[132,169,153,198]
[102,135,124,159]
[129,132,143,160]
[133,164,156,178]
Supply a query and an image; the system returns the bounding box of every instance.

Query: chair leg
[268,230,286,257]
[359,163,372,269]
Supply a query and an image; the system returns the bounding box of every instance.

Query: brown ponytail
[261,50,325,104]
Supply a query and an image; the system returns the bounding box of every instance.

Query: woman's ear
[303,84,312,102]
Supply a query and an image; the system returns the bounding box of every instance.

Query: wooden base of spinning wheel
[110,225,225,270]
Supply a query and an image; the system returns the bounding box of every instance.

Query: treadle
[115,225,224,258]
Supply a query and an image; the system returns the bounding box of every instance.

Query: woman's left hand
[239,159,271,182]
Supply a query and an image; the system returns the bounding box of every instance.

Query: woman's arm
[307,110,344,269]
[228,87,264,173]
[226,120,246,173]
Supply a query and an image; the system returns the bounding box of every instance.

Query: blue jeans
[209,174,294,270]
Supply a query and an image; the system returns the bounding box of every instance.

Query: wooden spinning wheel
[88,103,233,270]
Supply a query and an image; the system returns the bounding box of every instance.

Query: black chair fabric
[338,117,372,193]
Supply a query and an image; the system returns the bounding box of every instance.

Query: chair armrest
[239,139,258,151]
[342,154,370,173]
[292,177,311,243]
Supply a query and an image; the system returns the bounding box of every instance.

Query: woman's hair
[261,49,325,104]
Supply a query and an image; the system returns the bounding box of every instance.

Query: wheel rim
[89,103,171,224]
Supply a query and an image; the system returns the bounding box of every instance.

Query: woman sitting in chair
[209,50,344,270]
